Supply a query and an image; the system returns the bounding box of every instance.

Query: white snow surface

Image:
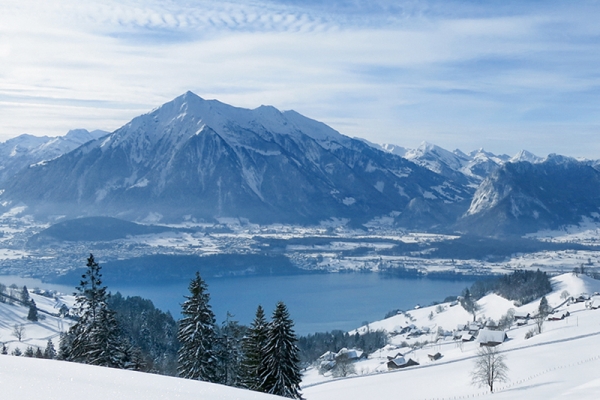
[303,273,600,400]
[0,356,282,400]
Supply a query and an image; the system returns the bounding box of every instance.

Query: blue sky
[1,0,599,158]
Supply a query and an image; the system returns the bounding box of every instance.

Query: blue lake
[1,273,473,335]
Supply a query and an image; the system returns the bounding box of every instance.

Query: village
[302,271,600,394]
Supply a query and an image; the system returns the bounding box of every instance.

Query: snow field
[0,356,283,400]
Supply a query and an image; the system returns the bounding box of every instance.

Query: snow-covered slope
[0,289,74,351]
[0,356,282,400]
[303,273,600,399]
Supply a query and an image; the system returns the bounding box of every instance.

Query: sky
[1,0,600,158]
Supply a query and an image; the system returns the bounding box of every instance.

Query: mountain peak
[510,150,542,164]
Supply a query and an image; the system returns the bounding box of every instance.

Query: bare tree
[331,353,356,378]
[12,324,25,342]
[471,346,508,393]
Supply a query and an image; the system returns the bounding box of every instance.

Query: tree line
[54,254,303,398]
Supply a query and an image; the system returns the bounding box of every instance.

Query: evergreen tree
[35,347,44,358]
[20,286,30,304]
[240,305,269,391]
[44,339,57,359]
[216,312,245,387]
[24,346,34,357]
[83,306,129,368]
[57,332,73,360]
[261,302,303,399]
[27,299,38,322]
[177,272,218,382]
[68,254,128,367]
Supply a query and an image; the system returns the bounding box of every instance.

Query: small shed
[428,352,442,361]
[387,356,419,370]
[477,329,508,346]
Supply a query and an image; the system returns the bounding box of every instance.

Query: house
[336,348,363,360]
[477,329,508,346]
[318,351,336,362]
[387,352,404,361]
[548,311,570,321]
[461,332,475,342]
[428,352,442,361]
[587,296,600,310]
[575,293,591,303]
[514,311,530,320]
[387,356,420,370]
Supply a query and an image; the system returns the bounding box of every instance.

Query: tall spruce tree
[240,305,269,391]
[216,312,245,387]
[27,299,38,322]
[68,254,128,367]
[261,302,303,399]
[44,339,57,359]
[177,272,218,382]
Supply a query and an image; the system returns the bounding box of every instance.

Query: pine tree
[83,306,128,368]
[20,286,30,304]
[177,272,218,382]
[27,299,38,322]
[240,305,269,391]
[261,302,303,399]
[24,346,34,357]
[35,347,44,358]
[57,332,72,360]
[44,339,57,359]
[68,254,127,367]
[216,312,245,387]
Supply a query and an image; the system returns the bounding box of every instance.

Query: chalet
[461,332,475,342]
[336,348,363,360]
[400,324,417,335]
[587,296,600,310]
[387,356,420,370]
[575,293,591,303]
[318,351,336,361]
[514,311,530,320]
[548,311,570,321]
[477,329,508,346]
[428,352,442,361]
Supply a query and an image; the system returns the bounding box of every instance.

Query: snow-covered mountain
[0,129,107,183]
[458,155,600,235]
[0,92,471,227]
[378,141,517,184]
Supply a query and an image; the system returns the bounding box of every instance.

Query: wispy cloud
[0,0,599,157]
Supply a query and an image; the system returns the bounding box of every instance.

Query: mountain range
[0,91,598,236]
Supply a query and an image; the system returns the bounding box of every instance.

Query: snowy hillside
[303,273,600,399]
[0,287,74,352]
[0,356,283,400]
